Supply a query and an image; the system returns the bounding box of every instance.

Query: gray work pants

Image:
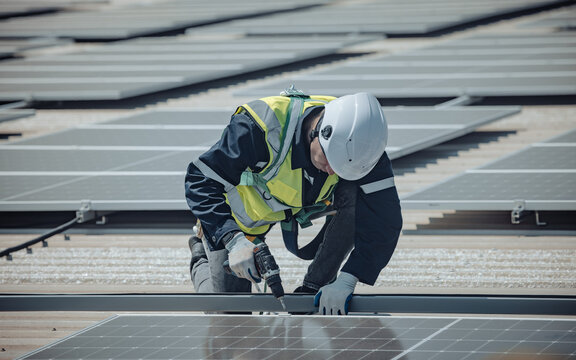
[190,180,356,294]
[190,241,251,293]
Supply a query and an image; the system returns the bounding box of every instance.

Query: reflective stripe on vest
[263,97,302,182]
[194,157,288,229]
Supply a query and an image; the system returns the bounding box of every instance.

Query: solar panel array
[0,0,326,40]
[0,106,517,213]
[18,314,576,360]
[236,32,576,99]
[1,2,575,359]
[401,127,576,212]
[192,0,568,36]
[0,35,373,102]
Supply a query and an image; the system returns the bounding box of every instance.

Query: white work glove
[224,232,261,283]
[314,272,358,315]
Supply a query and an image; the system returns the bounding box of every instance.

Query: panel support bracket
[76,200,98,224]
[535,211,548,227]
[511,200,527,224]
[512,202,548,227]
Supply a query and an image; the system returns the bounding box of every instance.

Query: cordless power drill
[224,240,286,311]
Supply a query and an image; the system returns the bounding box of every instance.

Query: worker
[185,86,402,315]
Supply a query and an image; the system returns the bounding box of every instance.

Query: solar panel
[0,38,72,59]
[235,32,576,100]
[0,2,63,20]
[0,106,518,214]
[382,106,519,159]
[0,148,202,172]
[191,0,569,36]
[521,6,576,29]
[401,128,576,212]
[0,35,372,101]
[0,109,35,123]
[15,128,220,147]
[0,0,327,40]
[17,314,576,360]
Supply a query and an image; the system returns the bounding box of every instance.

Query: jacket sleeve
[340,153,403,285]
[184,112,268,250]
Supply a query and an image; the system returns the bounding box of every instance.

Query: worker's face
[310,137,335,175]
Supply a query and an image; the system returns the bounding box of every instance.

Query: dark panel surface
[0,2,64,20]
[403,172,576,203]
[14,128,220,147]
[402,127,576,211]
[0,38,71,59]
[0,107,518,212]
[0,109,35,123]
[0,35,371,101]
[192,0,569,36]
[482,147,576,170]
[0,149,202,172]
[547,128,576,143]
[521,6,576,29]
[0,0,326,40]
[18,314,576,360]
[236,32,576,99]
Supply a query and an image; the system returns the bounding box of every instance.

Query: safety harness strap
[280,214,333,260]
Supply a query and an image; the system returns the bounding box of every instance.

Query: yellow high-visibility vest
[194,93,339,235]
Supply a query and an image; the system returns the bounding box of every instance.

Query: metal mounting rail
[0,294,574,315]
[0,201,103,260]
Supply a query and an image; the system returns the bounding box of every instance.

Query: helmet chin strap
[309,117,323,142]
[307,108,326,144]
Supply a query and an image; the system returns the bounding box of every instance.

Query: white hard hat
[319,93,387,180]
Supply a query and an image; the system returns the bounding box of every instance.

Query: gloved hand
[314,272,358,315]
[224,232,261,283]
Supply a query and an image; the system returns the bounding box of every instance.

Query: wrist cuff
[339,272,359,288]
[222,231,241,250]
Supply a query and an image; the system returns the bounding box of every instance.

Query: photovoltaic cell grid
[0,106,518,213]
[192,0,568,36]
[401,127,576,212]
[235,32,576,99]
[18,314,576,360]
[0,0,326,40]
[0,35,373,102]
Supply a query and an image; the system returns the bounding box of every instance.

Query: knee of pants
[205,245,252,293]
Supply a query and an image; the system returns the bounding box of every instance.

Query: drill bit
[278,296,287,312]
